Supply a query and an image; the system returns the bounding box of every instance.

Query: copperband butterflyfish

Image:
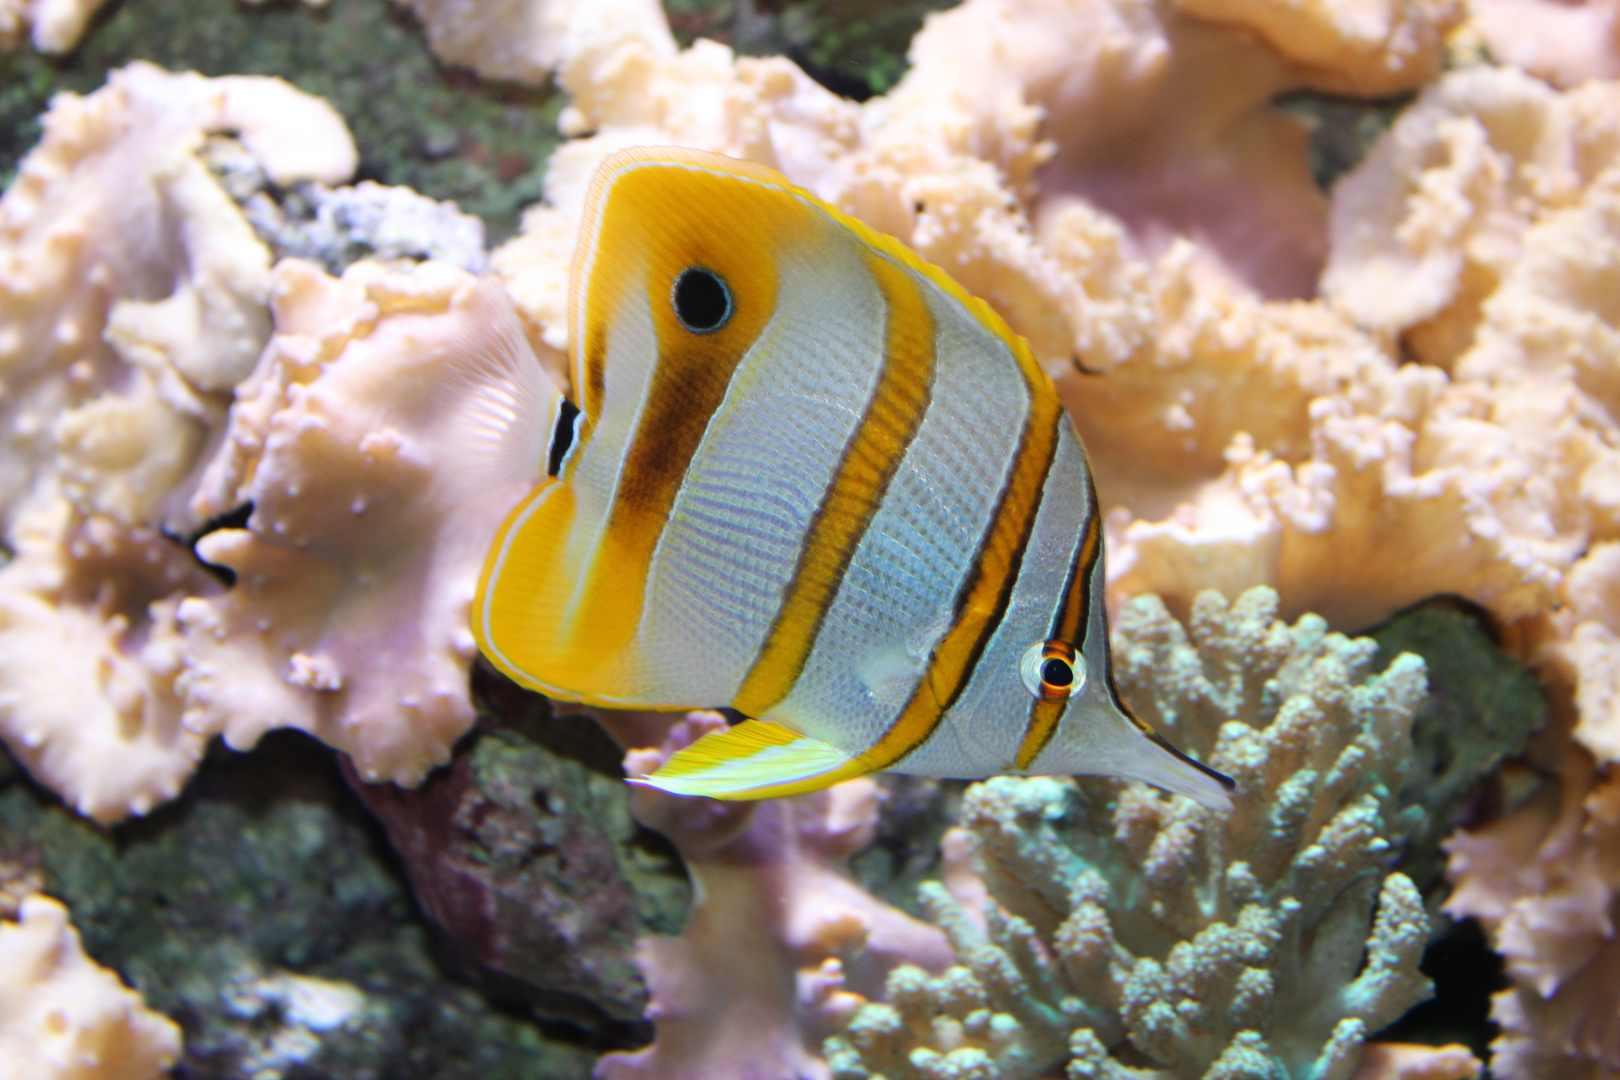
[461,146,1235,810]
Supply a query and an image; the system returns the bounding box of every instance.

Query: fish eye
[1019,640,1085,702]
[671,268,732,333]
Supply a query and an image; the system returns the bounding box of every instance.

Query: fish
[465,146,1235,811]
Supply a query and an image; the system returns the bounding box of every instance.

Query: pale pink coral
[0,501,214,823]
[0,0,107,52]
[1112,65,1620,634]
[0,894,182,1080]
[390,0,672,87]
[1350,1042,1483,1080]
[1470,0,1620,89]
[496,0,1461,368]
[0,62,356,539]
[178,259,554,784]
[1446,720,1620,1078]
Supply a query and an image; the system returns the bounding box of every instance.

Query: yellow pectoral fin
[630,719,871,800]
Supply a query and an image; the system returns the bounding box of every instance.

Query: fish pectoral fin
[629,719,865,800]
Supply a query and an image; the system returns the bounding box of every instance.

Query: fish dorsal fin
[436,275,560,493]
[629,719,866,800]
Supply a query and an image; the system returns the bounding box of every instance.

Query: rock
[345,662,690,1043]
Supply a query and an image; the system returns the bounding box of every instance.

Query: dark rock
[346,662,690,1045]
[0,730,596,1080]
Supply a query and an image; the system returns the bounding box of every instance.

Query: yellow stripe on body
[1012,482,1102,771]
[732,250,936,718]
[474,479,583,697]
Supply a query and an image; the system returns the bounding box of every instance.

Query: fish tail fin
[629,719,867,800]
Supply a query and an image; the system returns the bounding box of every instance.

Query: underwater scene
[0,0,1617,1076]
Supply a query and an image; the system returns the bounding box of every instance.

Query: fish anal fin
[629,719,867,800]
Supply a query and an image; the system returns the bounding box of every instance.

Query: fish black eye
[671,268,732,333]
[1020,640,1086,701]
[1041,657,1073,688]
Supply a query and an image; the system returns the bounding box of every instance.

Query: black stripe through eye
[547,397,581,476]
[671,268,732,333]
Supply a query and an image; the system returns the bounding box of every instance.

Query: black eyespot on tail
[671,268,732,333]
[547,398,581,477]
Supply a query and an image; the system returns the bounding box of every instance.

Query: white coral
[0,500,213,823]
[0,63,357,821]
[0,62,357,540]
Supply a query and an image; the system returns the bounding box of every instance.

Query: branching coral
[178,258,555,785]
[597,713,953,1080]
[0,893,182,1080]
[824,586,1433,1080]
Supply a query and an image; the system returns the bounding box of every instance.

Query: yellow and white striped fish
[467,146,1234,810]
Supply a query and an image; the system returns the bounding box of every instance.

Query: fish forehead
[570,151,828,417]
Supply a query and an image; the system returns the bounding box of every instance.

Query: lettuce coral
[0,62,357,822]
[178,258,554,785]
[0,61,356,538]
[1468,0,1620,88]
[1443,645,1620,1079]
[0,893,182,1080]
[0,0,107,53]
[493,0,1461,367]
[824,587,1435,1080]
[0,502,213,823]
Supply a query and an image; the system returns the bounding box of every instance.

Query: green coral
[826,587,1434,1080]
